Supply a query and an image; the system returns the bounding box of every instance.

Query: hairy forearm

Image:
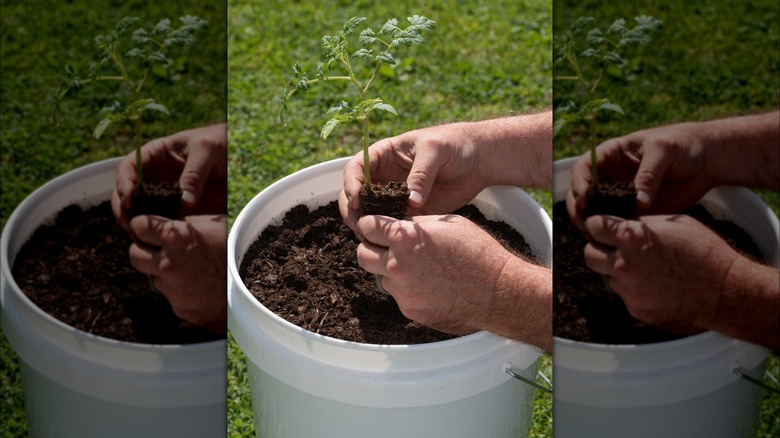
[488,257,552,351]
[698,111,780,190]
[464,111,553,190]
[714,256,780,351]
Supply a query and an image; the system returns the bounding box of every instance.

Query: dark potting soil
[132,181,182,219]
[239,201,539,345]
[586,180,637,219]
[553,200,767,344]
[360,181,410,219]
[11,200,223,344]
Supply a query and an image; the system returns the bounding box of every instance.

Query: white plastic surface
[228,157,550,437]
[0,158,226,438]
[552,157,775,437]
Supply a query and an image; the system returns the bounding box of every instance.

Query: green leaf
[320,117,343,139]
[359,28,376,46]
[352,48,373,59]
[114,16,139,35]
[375,51,396,65]
[603,51,623,65]
[379,18,399,36]
[606,18,626,36]
[125,48,144,59]
[579,48,599,58]
[342,17,367,35]
[93,118,113,139]
[325,100,350,117]
[142,101,170,115]
[148,51,170,65]
[598,101,624,115]
[132,28,148,45]
[373,102,397,115]
[569,16,594,35]
[586,28,602,45]
[407,15,435,32]
[152,18,171,36]
[553,117,567,137]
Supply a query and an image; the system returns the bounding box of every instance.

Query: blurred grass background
[1,1,226,436]
[553,1,779,437]
[227,0,552,436]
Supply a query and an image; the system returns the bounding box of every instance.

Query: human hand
[341,122,487,228]
[112,123,227,229]
[581,213,741,335]
[567,123,714,228]
[127,214,227,333]
[353,213,552,349]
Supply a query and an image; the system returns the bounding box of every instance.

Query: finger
[582,214,627,247]
[405,146,443,209]
[128,241,162,276]
[342,151,365,211]
[356,214,400,248]
[569,151,593,210]
[565,190,587,232]
[115,150,138,210]
[633,144,674,208]
[356,240,390,276]
[178,142,218,208]
[128,215,172,248]
[111,190,131,233]
[338,190,363,240]
[583,241,616,276]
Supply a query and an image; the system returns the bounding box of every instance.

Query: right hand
[340,122,487,229]
[567,123,715,228]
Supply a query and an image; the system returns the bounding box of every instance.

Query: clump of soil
[239,201,539,345]
[585,181,637,218]
[360,181,409,219]
[11,201,223,344]
[132,181,182,219]
[553,200,767,344]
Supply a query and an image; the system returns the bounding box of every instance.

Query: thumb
[405,149,442,209]
[178,150,213,208]
[633,146,672,209]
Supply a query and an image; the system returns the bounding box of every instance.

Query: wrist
[487,256,552,351]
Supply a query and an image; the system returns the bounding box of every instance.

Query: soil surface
[585,181,637,218]
[360,181,409,219]
[11,201,223,344]
[553,200,767,344]
[132,181,182,219]
[239,201,539,345]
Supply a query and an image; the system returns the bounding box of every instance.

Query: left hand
[127,213,227,333]
[353,213,515,335]
[582,213,740,334]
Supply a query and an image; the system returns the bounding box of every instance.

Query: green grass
[553,1,779,436]
[0,1,226,436]
[227,0,552,436]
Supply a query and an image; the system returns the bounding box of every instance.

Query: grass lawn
[0,1,226,436]
[553,1,779,436]
[227,0,552,436]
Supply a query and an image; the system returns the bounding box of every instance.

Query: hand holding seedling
[340,114,552,230]
[58,15,207,185]
[280,15,435,192]
[566,112,780,230]
[112,124,228,230]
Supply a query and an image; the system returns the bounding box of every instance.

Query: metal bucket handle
[505,362,552,393]
[732,362,779,394]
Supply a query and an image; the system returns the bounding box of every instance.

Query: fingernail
[409,190,423,206]
[636,191,651,206]
[181,191,196,206]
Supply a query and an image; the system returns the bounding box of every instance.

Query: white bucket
[552,157,776,437]
[228,157,551,437]
[0,158,227,438]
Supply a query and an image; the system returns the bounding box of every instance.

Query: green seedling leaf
[281,15,435,189]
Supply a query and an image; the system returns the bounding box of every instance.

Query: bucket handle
[731,363,779,394]
[505,362,552,394]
